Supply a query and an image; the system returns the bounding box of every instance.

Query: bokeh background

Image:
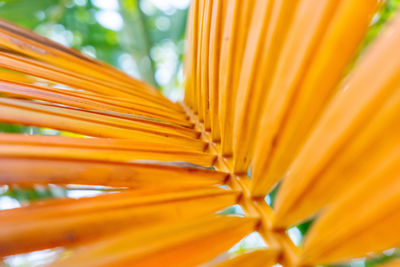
[0,0,400,266]
[1,0,399,100]
[0,0,190,101]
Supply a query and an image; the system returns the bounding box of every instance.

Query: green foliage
[364,0,400,47]
[266,183,280,208]
[0,0,188,92]
[365,249,400,267]
[2,186,66,203]
[0,0,59,28]
[297,219,314,237]
[0,123,33,134]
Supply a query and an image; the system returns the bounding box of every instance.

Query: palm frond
[0,0,399,266]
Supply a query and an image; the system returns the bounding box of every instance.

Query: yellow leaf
[0,157,227,187]
[218,0,255,155]
[232,0,279,173]
[0,69,37,84]
[274,11,400,228]
[301,145,400,265]
[196,0,213,130]
[0,1,398,266]
[0,19,157,95]
[206,0,226,141]
[0,133,214,165]
[251,0,379,195]
[0,79,192,127]
[0,50,167,102]
[0,187,238,256]
[53,216,257,267]
[0,98,204,148]
[184,0,200,112]
[250,0,343,195]
[274,86,400,227]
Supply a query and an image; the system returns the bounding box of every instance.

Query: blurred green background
[0,0,400,266]
[0,0,189,100]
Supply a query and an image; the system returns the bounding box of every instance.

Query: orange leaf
[0,157,227,187]
[53,216,257,267]
[0,187,238,256]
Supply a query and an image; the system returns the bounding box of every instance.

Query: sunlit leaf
[53,216,257,267]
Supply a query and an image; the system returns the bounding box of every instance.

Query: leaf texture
[0,134,215,165]
[53,216,257,267]
[0,79,192,127]
[217,0,255,155]
[0,98,204,148]
[0,157,227,187]
[0,187,238,257]
[301,145,400,264]
[0,1,399,266]
[274,10,400,228]
[251,0,379,195]
[232,0,279,173]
